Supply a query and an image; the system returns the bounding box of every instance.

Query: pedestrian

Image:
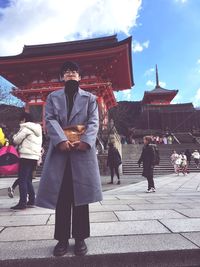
[177,152,187,175]
[36,61,103,257]
[8,178,19,198]
[8,135,45,197]
[10,112,42,210]
[170,150,179,174]
[107,142,122,185]
[138,136,156,193]
[192,149,200,168]
[185,149,191,166]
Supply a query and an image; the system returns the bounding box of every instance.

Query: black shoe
[74,239,88,256]
[26,201,35,208]
[10,203,26,210]
[117,180,121,185]
[53,241,69,257]
[107,181,113,184]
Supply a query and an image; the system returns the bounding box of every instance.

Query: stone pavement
[1,173,200,266]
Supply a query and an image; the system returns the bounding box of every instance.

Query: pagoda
[142,65,178,105]
[0,35,134,127]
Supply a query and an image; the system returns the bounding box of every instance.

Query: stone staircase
[122,143,200,175]
[173,132,194,143]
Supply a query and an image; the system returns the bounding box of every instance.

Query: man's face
[62,69,81,82]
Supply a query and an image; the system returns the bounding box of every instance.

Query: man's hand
[72,141,89,151]
[57,141,73,151]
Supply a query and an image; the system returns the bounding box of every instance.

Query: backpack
[0,145,19,175]
[150,144,160,166]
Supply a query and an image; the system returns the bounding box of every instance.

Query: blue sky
[0,0,200,107]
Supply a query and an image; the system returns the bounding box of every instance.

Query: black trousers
[146,175,155,189]
[109,165,120,182]
[54,160,90,242]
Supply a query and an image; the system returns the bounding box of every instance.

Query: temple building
[142,65,178,105]
[0,35,134,130]
[110,65,200,137]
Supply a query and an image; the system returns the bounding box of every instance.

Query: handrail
[171,133,180,144]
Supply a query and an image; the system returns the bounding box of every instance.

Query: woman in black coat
[107,143,122,184]
[138,136,156,193]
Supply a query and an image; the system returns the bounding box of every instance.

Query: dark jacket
[138,144,154,178]
[185,150,191,161]
[107,147,122,168]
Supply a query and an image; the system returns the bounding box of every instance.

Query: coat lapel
[68,88,88,123]
[54,89,68,125]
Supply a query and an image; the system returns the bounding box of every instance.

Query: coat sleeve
[138,148,144,165]
[80,94,99,148]
[13,127,30,145]
[45,93,67,147]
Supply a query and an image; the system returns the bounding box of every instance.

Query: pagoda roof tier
[142,65,178,104]
[142,85,178,104]
[0,35,133,91]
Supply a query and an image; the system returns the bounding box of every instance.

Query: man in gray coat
[36,61,103,257]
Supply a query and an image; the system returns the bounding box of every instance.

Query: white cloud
[197,59,200,64]
[146,80,166,88]
[114,89,132,101]
[132,40,149,53]
[159,81,166,87]
[144,67,154,76]
[146,80,155,87]
[175,0,188,3]
[193,88,200,107]
[0,0,142,56]
[171,94,182,104]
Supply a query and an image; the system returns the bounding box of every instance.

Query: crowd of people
[170,149,200,175]
[120,134,174,145]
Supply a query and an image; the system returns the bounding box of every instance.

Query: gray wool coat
[36,88,103,209]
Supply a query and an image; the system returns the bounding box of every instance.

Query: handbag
[0,145,19,175]
[63,125,85,143]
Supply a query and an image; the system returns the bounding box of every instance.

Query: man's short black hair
[60,61,80,76]
[19,112,33,123]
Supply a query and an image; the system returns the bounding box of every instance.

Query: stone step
[1,236,200,267]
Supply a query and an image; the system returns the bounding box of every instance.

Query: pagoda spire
[155,64,159,87]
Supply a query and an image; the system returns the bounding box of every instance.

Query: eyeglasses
[63,70,79,75]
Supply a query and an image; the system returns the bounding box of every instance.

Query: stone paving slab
[0,225,54,241]
[175,208,200,218]
[146,198,194,204]
[115,209,186,221]
[87,205,110,212]
[160,218,200,233]
[129,203,188,210]
[0,214,50,227]
[101,199,151,204]
[90,220,169,236]
[171,192,200,196]
[97,204,133,211]
[0,209,14,216]
[10,207,54,215]
[0,220,170,242]
[181,202,200,209]
[0,233,198,261]
[182,232,200,247]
